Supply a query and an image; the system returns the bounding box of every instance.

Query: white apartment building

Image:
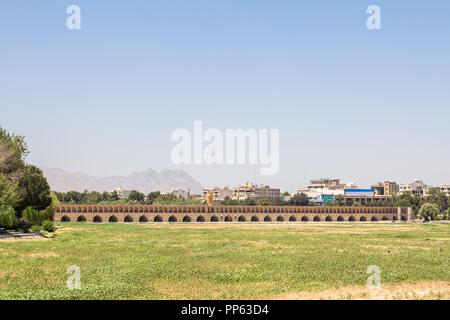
[232,182,280,201]
[201,186,233,202]
[113,186,131,199]
[296,187,345,203]
[440,184,450,196]
[399,180,428,196]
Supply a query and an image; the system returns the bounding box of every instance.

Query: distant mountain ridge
[40,167,203,194]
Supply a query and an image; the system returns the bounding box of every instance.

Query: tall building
[384,181,399,196]
[232,182,280,201]
[370,181,399,196]
[399,180,427,196]
[201,186,233,202]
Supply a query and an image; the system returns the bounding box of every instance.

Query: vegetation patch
[0,222,448,299]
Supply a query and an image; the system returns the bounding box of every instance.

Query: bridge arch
[238,215,246,222]
[382,216,389,221]
[360,216,367,222]
[211,215,219,222]
[224,215,232,222]
[337,216,344,222]
[169,216,177,223]
[61,215,70,222]
[77,215,87,222]
[289,216,296,222]
[301,216,309,222]
[124,215,133,223]
[139,215,148,222]
[313,216,321,222]
[154,215,163,222]
[349,216,355,222]
[93,215,103,223]
[109,215,118,223]
[371,216,378,222]
[183,216,191,222]
[251,216,259,222]
[276,215,284,222]
[197,215,205,222]
[325,216,332,222]
[264,216,271,222]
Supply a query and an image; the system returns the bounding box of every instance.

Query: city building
[339,195,393,206]
[201,186,233,202]
[345,189,375,197]
[113,187,132,199]
[384,181,399,196]
[296,178,346,204]
[399,180,428,196]
[169,188,190,200]
[370,181,400,196]
[371,182,385,195]
[440,184,450,196]
[307,178,344,190]
[232,182,280,201]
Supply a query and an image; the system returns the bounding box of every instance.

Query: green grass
[0,222,449,299]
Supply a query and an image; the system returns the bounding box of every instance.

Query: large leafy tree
[128,190,145,203]
[419,203,439,221]
[291,193,310,206]
[16,165,52,212]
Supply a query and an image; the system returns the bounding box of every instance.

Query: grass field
[0,222,449,300]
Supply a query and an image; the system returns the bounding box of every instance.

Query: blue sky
[1,0,449,192]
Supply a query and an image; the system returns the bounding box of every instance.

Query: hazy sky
[1,1,449,193]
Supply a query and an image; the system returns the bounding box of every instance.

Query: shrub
[0,206,19,228]
[30,224,41,233]
[418,203,439,221]
[40,192,58,222]
[17,218,31,232]
[41,220,55,232]
[22,206,45,226]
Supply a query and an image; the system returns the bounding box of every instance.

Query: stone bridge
[55,205,412,223]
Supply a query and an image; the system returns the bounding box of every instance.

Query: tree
[0,127,28,182]
[335,194,344,206]
[40,191,59,221]
[394,198,411,207]
[291,193,309,206]
[128,190,145,203]
[86,191,102,204]
[0,173,18,208]
[418,203,439,221]
[15,165,52,212]
[146,191,161,205]
[241,197,256,206]
[221,196,239,205]
[425,188,448,213]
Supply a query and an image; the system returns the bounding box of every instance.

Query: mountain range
[40,167,203,194]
